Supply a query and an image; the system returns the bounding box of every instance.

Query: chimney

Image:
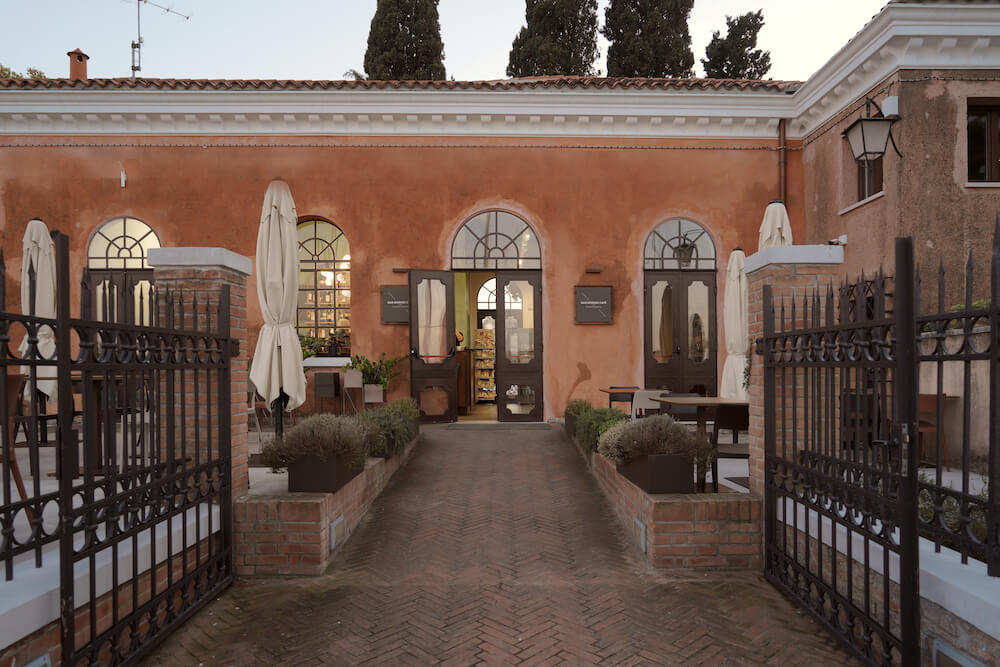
[67,49,89,80]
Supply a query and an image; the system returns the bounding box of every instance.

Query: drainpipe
[778,119,787,203]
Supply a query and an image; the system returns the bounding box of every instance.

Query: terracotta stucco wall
[0,133,801,418]
[802,69,1000,306]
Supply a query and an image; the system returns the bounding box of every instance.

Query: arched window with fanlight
[642,218,717,394]
[297,219,351,353]
[86,216,161,324]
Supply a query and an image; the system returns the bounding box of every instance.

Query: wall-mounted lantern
[843,97,901,162]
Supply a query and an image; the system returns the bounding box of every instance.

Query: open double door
[409,270,542,423]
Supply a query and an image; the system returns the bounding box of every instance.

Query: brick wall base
[591,452,762,570]
[1,535,223,667]
[234,434,420,576]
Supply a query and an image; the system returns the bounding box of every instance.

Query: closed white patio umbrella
[757,200,794,250]
[249,180,306,425]
[19,218,57,398]
[719,249,748,400]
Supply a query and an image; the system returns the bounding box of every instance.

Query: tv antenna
[129,0,190,79]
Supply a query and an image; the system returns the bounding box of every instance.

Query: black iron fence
[760,219,1000,666]
[0,231,234,665]
[915,243,1000,574]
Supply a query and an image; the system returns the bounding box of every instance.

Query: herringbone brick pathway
[145,425,855,666]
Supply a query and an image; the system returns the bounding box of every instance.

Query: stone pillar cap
[148,247,252,275]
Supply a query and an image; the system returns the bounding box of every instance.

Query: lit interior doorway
[449,210,543,423]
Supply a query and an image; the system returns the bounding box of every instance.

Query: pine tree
[507,0,599,77]
[364,0,446,80]
[701,10,771,80]
[603,0,695,78]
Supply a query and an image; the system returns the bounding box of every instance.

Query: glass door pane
[416,278,449,364]
[502,280,534,365]
[686,280,711,364]
[650,279,674,363]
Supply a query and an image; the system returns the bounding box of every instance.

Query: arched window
[297,219,351,348]
[476,278,523,311]
[451,210,541,270]
[86,217,161,323]
[643,218,716,271]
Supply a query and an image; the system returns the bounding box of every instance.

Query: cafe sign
[381,286,409,323]
[575,286,612,324]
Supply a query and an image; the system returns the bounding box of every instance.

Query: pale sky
[1,1,886,83]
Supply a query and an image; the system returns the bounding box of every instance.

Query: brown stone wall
[0,133,803,418]
[591,452,761,570]
[801,69,1000,306]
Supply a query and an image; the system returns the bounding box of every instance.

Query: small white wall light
[119,163,127,188]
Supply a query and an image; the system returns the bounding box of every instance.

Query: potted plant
[598,415,714,494]
[564,399,591,440]
[259,414,366,493]
[350,353,405,404]
[299,335,325,360]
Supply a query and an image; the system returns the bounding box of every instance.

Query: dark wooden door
[644,271,717,394]
[495,270,543,421]
[409,270,457,422]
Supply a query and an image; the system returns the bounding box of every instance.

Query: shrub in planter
[575,407,628,451]
[387,397,420,425]
[598,415,715,494]
[359,400,419,458]
[564,399,591,438]
[259,414,366,493]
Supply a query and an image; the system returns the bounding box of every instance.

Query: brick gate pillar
[744,245,843,499]
[148,247,252,498]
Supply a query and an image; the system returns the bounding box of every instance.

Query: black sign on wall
[575,286,613,324]
[381,286,410,323]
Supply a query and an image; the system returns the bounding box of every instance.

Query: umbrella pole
[272,390,288,437]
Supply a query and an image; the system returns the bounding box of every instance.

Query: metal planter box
[287,453,363,494]
[616,453,694,494]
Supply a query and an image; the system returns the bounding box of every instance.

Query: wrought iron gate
[0,230,234,665]
[761,238,920,666]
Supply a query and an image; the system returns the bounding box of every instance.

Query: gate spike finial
[994,211,1000,258]
[938,258,946,313]
[966,249,974,307]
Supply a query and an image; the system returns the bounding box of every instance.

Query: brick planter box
[591,452,762,570]
[234,434,420,576]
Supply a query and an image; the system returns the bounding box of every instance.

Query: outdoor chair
[630,390,668,420]
[1,374,31,518]
[248,381,266,437]
[607,385,638,411]
[917,393,950,468]
[710,403,750,493]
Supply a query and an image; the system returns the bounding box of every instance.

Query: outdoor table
[651,395,750,441]
[599,387,639,410]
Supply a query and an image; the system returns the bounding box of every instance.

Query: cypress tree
[701,10,771,80]
[603,0,695,78]
[507,0,599,77]
[364,0,446,80]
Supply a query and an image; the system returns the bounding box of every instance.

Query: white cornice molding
[0,5,998,141]
[789,4,1000,138]
[0,88,793,139]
